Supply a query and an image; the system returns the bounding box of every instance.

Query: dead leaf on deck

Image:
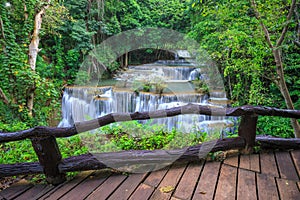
[160,186,175,193]
[199,191,207,194]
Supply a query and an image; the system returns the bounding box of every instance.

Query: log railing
[0,104,300,185]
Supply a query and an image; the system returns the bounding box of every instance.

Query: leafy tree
[188,0,300,137]
[0,0,67,128]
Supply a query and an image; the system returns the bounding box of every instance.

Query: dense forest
[0,0,299,138]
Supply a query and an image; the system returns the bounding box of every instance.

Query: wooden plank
[239,154,250,170]
[144,167,169,187]
[260,152,279,177]
[275,151,299,181]
[41,170,95,200]
[14,185,53,200]
[129,183,155,200]
[249,154,260,172]
[237,168,257,200]
[173,162,203,200]
[108,173,148,200]
[0,179,33,199]
[149,163,187,200]
[86,174,127,200]
[239,154,260,172]
[59,171,110,200]
[214,164,237,200]
[291,150,300,178]
[28,185,55,200]
[257,173,279,200]
[223,155,239,167]
[192,161,221,200]
[276,178,300,200]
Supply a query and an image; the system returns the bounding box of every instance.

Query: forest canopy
[0,0,299,138]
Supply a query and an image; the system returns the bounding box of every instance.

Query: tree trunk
[125,52,128,67]
[273,49,300,138]
[251,0,300,138]
[27,2,50,116]
[0,88,9,105]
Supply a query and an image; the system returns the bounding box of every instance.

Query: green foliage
[257,116,294,138]
[81,121,206,152]
[188,0,300,137]
[0,140,37,164]
[132,74,167,94]
[192,78,209,94]
[188,0,299,107]
[0,136,88,165]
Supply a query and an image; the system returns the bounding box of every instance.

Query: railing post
[238,115,258,154]
[31,136,66,185]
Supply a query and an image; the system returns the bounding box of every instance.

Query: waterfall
[59,59,233,135]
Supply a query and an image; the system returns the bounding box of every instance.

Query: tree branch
[294,40,300,47]
[250,0,273,48]
[276,0,297,46]
[0,88,9,105]
[0,16,5,40]
[1,104,300,143]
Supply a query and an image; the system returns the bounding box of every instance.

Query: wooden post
[31,136,66,185]
[238,115,258,154]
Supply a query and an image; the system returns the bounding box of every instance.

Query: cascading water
[59,57,234,135]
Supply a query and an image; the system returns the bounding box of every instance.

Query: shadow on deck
[1,150,299,200]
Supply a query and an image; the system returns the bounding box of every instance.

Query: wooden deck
[1,150,299,200]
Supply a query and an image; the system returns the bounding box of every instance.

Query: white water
[59,59,234,135]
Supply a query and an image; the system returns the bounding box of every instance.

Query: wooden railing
[0,104,300,185]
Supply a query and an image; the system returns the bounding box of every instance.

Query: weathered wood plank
[276,178,300,200]
[0,179,33,200]
[59,171,110,200]
[239,154,260,172]
[237,168,257,200]
[239,154,250,170]
[224,155,239,167]
[260,152,279,177]
[192,161,221,200]
[14,185,53,200]
[108,173,148,200]
[149,163,187,200]
[256,173,279,200]
[173,162,203,200]
[144,167,169,187]
[129,183,155,200]
[249,154,260,172]
[214,164,237,200]
[275,151,299,181]
[41,170,94,200]
[27,185,55,200]
[86,174,127,200]
[291,150,300,178]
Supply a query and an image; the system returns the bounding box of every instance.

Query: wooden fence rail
[0,104,300,185]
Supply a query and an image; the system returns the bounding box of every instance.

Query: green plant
[192,78,209,94]
[151,76,167,95]
[257,116,294,138]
